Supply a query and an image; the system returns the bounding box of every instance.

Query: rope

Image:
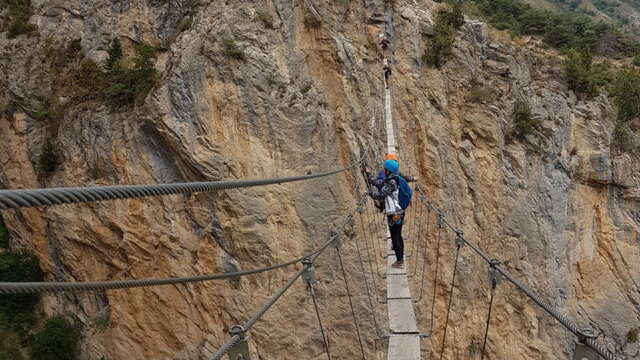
[359,201,384,302]
[0,163,360,210]
[209,335,242,360]
[412,203,430,303]
[406,197,419,258]
[438,242,461,360]
[209,264,308,360]
[336,246,367,360]
[481,278,497,359]
[310,286,332,360]
[364,197,385,269]
[428,213,444,334]
[414,187,616,360]
[0,232,340,294]
[409,201,425,277]
[353,202,384,338]
[209,206,357,359]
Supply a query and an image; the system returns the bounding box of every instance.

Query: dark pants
[388,214,404,262]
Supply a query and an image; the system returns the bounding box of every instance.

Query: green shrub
[513,98,536,137]
[38,141,57,174]
[634,52,640,67]
[469,0,634,56]
[564,48,610,97]
[628,327,639,343]
[31,316,80,360]
[0,330,24,360]
[1,0,37,38]
[423,4,464,68]
[33,97,62,122]
[611,68,640,123]
[0,251,43,330]
[0,215,8,249]
[103,40,157,107]
[222,39,246,61]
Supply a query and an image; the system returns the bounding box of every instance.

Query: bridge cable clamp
[301,258,317,291]
[454,230,465,249]
[228,325,251,360]
[331,231,342,249]
[488,259,502,292]
[573,328,599,360]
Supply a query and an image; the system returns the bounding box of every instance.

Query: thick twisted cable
[210,263,309,360]
[0,233,338,294]
[209,335,241,360]
[496,268,615,360]
[414,187,615,360]
[208,211,352,360]
[0,164,358,210]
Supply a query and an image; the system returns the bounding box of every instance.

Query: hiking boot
[392,261,404,268]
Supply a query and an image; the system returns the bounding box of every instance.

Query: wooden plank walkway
[386,236,421,359]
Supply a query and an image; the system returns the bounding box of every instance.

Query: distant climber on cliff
[368,159,413,268]
[383,58,392,89]
[379,33,390,51]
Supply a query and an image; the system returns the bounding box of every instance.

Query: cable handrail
[209,201,358,359]
[0,161,361,210]
[412,187,616,360]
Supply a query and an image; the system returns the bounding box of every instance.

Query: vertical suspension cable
[363,200,385,277]
[408,197,420,258]
[355,209,384,339]
[410,202,425,276]
[481,286,496,359]
[335,246,367,360]
[413,203,431,302]
[439,240,462,360]
[360,204,385,300]
[481,261,500,359]
[310,286,332,360]
[429,213,444,333]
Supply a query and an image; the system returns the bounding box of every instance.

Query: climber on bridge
[368,159,412,268]
[379,33,390,51]
[382,58,392,89]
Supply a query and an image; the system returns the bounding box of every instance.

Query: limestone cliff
[0,0,638,359]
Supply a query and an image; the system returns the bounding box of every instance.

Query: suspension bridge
[0,7,619,360]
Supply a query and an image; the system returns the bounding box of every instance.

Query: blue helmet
[383,159,399,174]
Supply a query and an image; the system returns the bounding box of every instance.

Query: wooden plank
[387,272,411,299]
[387,254,406,275]
[388,335,420,360]
[388,298,419,333]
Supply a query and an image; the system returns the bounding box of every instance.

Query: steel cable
[412,203,430,303]
[359,199,384,302]
[438,242,461,360]
[428,213,444,334]
[0,232,339,294]
[414,187,615,360]
[310,286,332,360]
[353,202,384,338]
[209,264,308,360]
[481,279,497,359]
[406,197,419,258]
[336,246,367,360]
[209,208,357,359]
[0,163,360,210]
[409,202,425,277]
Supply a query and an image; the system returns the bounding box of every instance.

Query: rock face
[0,1,639,359]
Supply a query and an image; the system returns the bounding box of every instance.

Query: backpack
[397,176,412,210]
